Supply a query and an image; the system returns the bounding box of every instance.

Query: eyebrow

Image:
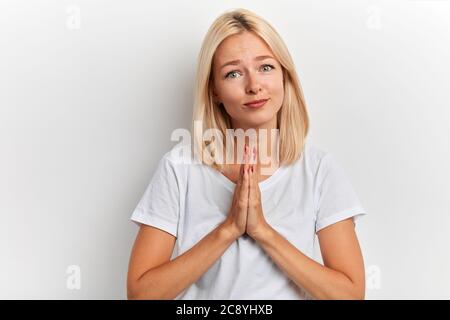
[220,55,275,70]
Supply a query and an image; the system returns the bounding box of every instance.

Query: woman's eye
[261,64,275,72]
[225,64,275,79]
[225,71,240,79]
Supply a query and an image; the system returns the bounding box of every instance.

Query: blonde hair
[191,8,309,170]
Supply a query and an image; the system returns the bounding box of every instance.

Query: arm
[127,222,237,300]
[252,218,366,300]
[128,148,251,300]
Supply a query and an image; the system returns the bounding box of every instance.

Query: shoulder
[300,141,350,187]
[303,142,354,193]
[160,142,194,165]
[148,142,192,191]
[154,142,195,184]
[302,140,333,170]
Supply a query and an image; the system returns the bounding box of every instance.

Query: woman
[127,8,367,300]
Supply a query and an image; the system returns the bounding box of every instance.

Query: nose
[245,72,262,94]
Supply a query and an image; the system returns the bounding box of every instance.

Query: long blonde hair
[191,8,309,170]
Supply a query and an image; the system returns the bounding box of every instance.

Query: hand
[246,146,269,239]
[221,144,251,240]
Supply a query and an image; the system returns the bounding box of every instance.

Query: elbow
[332,280,365,300]
[127,280,140,300]
[349,290,365,300]
[127,279,171,300]
[356,288,366,300]
[127,278,149,300]
[349,282,365,300]
[330,288,364,300]
[127,284,154,300]
[355,279,366,300]
[127,283,155,300]
[344,273,365,300]
[323,290,365,300]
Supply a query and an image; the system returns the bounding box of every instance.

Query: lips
[244,98,268,108]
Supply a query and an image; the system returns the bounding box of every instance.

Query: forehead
[213,32,273,65]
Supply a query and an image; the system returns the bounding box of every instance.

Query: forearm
[253,225,363,300]
[130,223,236,300]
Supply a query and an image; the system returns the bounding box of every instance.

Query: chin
[244,114,276,128]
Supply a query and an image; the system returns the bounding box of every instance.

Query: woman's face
[212,31,284,130]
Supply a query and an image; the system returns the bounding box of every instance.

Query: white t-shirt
[130,140,367,299]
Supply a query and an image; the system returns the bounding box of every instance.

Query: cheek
[220,83,245,103]
[269,72,284,91]
[266,76,284,102]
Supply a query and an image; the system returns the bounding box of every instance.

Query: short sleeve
[130,154,180,237]
[314,153,367,234]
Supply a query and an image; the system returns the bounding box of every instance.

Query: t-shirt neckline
[204,162,289,192]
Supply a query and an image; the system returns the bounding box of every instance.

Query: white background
[1,0,449,299]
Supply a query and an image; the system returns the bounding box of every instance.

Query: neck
[229,116,279,169]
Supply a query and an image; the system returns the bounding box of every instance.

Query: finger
[252,146,260,171]
[248,164,253,190]
[243,145,251,191]
[253,165,261,198]
[242,161,250,202]
[248,164,255,205]
[244,144,250,172]
[251,164,261,203]
[237,144,249,193]
[252,146,261,182]
[244,144,250,171]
